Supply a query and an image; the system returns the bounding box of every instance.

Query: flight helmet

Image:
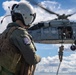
[11,2,36,26]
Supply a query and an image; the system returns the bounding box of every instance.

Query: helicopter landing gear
[70,40,76,51]
[70,45,76,51]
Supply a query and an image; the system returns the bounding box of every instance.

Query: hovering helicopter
[28,1,76,50]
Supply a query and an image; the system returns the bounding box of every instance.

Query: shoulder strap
[6,27,17,38]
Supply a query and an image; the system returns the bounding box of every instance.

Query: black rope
[56,62,61,75]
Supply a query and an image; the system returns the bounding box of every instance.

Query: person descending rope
[58,45,64,62]
[56,45,64,75]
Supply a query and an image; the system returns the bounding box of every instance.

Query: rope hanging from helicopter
[56,44,64,75]
[56,31,65,75]
[27,0,76,75]
[56,62,61,75]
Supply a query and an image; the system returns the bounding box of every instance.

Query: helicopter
[27,1,76,50]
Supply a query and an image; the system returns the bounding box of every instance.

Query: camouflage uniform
[0,22,41,75]
[58,45,64,62]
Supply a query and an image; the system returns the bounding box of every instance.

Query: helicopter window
[51,27,57,34]
[43,28,49,34]
[66,27,73,38]
[58,26,73,39]
[72,27,76,39]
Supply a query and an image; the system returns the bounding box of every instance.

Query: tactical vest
[0,27,22,73]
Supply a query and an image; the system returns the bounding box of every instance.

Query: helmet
[11,2,36,26]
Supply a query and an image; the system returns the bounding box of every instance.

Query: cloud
[0,0,31,33]
[0,1,19,33]
[0,0,76,75]
[40,0,61,10]
[31,0,76,28]
[34,0,61,23]
[35,53,76,75]
[0,0,76,33]
[2,1,18,14]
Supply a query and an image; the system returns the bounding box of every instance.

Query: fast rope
[56,62,61,75]
[56,45,64,75]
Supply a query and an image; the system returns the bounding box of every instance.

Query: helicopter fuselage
[28,19,76,44]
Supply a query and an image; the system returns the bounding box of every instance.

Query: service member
[58,45,64,62]
[0,1,41,75]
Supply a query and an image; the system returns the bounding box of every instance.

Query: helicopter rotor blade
[38,4,59,16]
[66,12,76,17]
[27,0,59,16]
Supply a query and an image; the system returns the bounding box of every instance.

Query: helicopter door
[51,27,58,39]
[58,26,73,39]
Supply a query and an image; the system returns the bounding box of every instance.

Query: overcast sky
[0,0,76,75]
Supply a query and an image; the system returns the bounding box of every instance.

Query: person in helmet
[0,1,41,75]
[58,45,64,62]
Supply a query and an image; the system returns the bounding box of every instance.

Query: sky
[0,0,76,75]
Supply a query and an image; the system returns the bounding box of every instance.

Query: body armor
[0,27,21,73]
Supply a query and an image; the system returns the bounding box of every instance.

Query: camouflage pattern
[0,26,22,74]
[9,22,41,65]
[0,22,41,75]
